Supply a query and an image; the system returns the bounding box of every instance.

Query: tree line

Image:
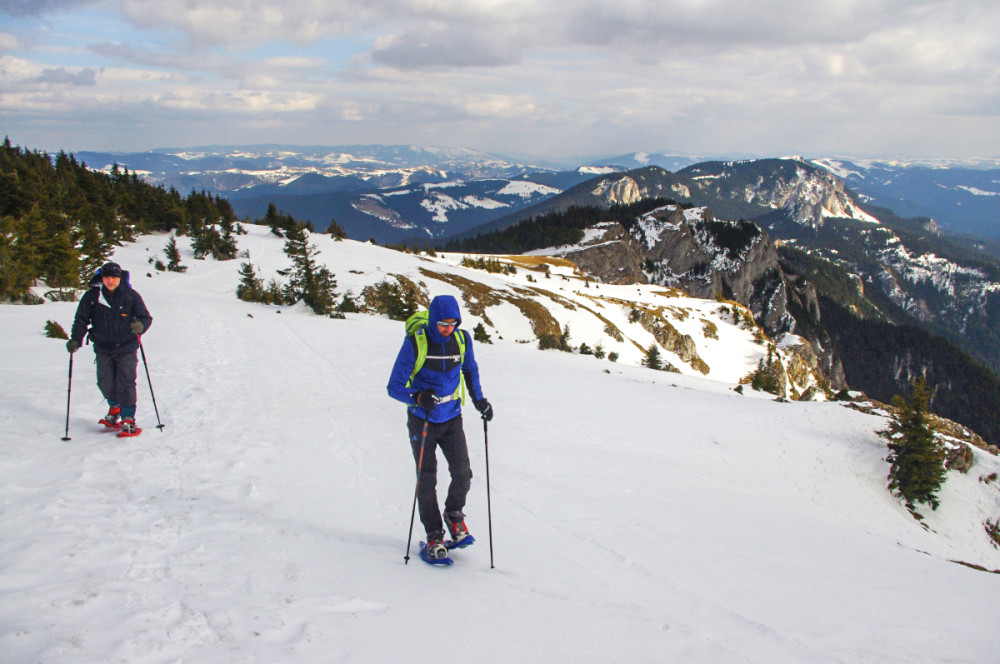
[443,198,676,255]
[1,137,239,301]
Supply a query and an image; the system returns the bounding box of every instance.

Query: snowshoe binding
[444,511,476,549]
[419,534,453,566]
[99,406,122,429]
[117,418,142,438]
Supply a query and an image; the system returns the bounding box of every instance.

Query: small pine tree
[283,225,339,315]
[45,320,68,339]
[337,292,359,313]
[328,218,347,240]
[882,377,948,514]
[644,344,662,370]
[164,235,187,272]
[559,325,572,351]
[236,261,265,303]
[371,279,416,321]
[473,322,492,344]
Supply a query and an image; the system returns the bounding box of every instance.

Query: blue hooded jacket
[387,295,485,423]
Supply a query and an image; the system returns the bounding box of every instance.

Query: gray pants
[408,413,473,537]
[96,352,138,415]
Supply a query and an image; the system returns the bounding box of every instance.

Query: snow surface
[957,185,1000,197]
[495,180,560,198]
[3,229,1000,663]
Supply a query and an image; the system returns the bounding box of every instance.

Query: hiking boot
[99,406,121,427]
[444,511,473,546]
[119,418,138,436]
[425,532,448,560]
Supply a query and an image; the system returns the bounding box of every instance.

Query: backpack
[404,309,467,404]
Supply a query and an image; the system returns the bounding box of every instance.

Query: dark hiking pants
[96,351,138,416]
[408,412,473,537]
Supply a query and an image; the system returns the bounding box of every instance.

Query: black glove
[475,398,493,422]
[130,319,144,334]
[416,390,438,412]
[66,339,80,353]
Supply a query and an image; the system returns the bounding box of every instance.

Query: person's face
[436,319,458,338]
[102,275,121,291]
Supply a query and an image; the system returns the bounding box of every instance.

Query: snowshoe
[117,419,142,438]
[444,511,475,549]
[419,537,453,566]
[99,406,122,428]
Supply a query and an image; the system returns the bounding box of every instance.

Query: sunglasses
[436,320,458,328]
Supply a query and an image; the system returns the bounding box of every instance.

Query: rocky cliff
[554,204,794,337]
[545,203,848,390]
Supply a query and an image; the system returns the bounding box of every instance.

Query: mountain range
[12,139,1000,445]
[74,146,1000,246]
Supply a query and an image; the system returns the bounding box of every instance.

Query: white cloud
[462,94,537,118]
[0,32,18,51]
[3,0,999,158]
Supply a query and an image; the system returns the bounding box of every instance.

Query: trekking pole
[483,417,494,569]
[137,336,165,431]
[405,417,430,564]
[61,352,74,441]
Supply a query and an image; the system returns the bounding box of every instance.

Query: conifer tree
[645,344,663,370]
[164,235,187,272]
[328,218,347,240]
[44,319,68,339]
[236,261,265,303]
[282,224,338,315]
[0,215,37,299]
[473,322,492,344]
[883,377,947,513]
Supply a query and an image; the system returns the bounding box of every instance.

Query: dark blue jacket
[71,271,153,355]
[387,295,485,423]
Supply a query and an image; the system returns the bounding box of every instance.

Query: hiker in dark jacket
[67,262,153,436]
[387,294,493,561]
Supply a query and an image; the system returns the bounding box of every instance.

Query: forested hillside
[443,198,676,254]
[778,245,1000,445]
[0,138,240,301]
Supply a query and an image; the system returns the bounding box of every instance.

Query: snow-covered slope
[3,229,1000,663]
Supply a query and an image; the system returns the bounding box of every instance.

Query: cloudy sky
[2,0,998,162]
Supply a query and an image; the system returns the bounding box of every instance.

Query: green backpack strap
[405,310,431,389]
[406,326,428,389]
[403,313,468,405]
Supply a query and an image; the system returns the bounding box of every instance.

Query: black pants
[408,412,472,537]
[96,352,138,414]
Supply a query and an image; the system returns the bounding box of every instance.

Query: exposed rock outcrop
[555,204,794,338]
[549,203,847,390]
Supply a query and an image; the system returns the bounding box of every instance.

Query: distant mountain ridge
[813,158,1000,241]
[74,144,560,194]
[71,144,1000,244]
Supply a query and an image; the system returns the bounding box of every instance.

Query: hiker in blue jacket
[67,262,153,436]
[387,294,493,560]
